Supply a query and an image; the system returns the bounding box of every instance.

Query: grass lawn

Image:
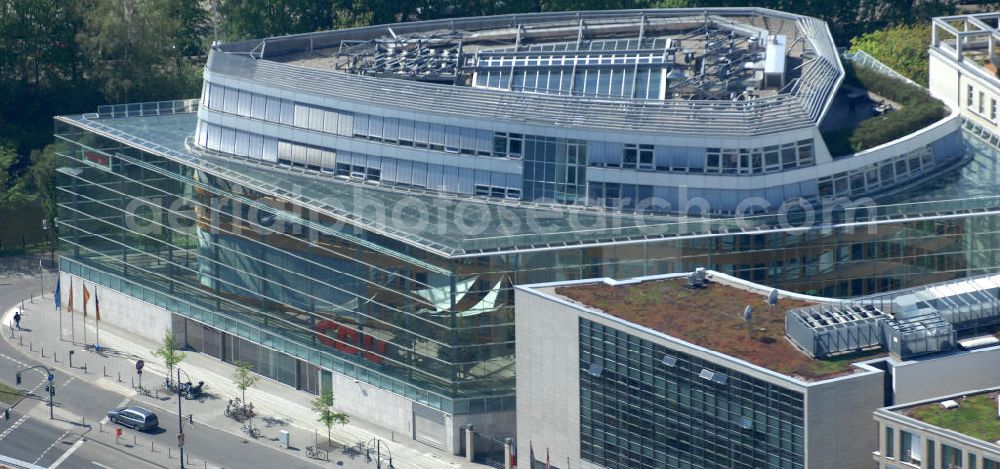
[907,392,1000,443]
[0,381,24,405]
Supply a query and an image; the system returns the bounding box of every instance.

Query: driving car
[107,406,159,431]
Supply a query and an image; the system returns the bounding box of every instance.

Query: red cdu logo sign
[314,320,387,365]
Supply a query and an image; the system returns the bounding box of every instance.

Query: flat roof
[898,389,1000,444]
[552,274,883,381]
[208,9,842,137]
[55,104,1000,259]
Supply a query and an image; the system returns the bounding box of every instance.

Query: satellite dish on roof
[767,289,779,307]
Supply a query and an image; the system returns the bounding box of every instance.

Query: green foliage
[0,145,29,206]
[311,390,350,445]
[232,361,258,402]
[823,62,948,156]
[152,330,187,385]
[850,24,932,85]
[27,144,59,221]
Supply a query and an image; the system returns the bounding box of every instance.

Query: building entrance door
[412,404,446,450]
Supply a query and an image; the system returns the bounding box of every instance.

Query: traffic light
[15,373,20,385]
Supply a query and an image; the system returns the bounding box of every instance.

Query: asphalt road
[0,268,330,469]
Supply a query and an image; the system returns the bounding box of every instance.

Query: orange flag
[83,283,90,318]
[67,278,74,314]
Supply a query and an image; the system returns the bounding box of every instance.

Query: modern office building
[51,8,1000,454]
[515,270,1000,469]
[931,12,1000,151]
[873,388,1000,469]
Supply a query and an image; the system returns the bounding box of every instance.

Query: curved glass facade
[53,106,1000,416]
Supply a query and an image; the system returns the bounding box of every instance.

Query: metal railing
[206,9,842,137]
[843,50,919,87]
[93,99,199,119]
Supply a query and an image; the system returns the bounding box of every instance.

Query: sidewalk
[3,296,479,469]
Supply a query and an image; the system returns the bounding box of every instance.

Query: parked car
[107,406,159,431]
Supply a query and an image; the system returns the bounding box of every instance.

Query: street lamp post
[178,367,185,469]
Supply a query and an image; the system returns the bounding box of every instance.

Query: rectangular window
[885,426,894,459]
[980,91,986,114]
[984,457,1000,469]
[942,444,962,468]
[992,98,997,121]
[968,84,975,108]
[927,439,936,469]
[638,144,654,170]
[622,144,638,169]
[508,133,523,158]
[900,430,920,464]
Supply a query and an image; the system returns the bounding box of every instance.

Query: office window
[885,426,894,459]
[984,457,1000,469]
[927,439,936,469]
[638,144,654,170]
[968,84,975,108]
[942,444,962,468]
[992,98,997,121]
[980,91,986,114]
[900,430,920,464]
[623,144,638,169]
[970,454,977,469]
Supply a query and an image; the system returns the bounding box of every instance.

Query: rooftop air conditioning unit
[940,399,959,410]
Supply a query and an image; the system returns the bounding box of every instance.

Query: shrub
[822,61,948,155]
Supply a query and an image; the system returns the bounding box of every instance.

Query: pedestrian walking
[13,311,21,330]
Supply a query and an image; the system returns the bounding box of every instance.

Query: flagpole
[95,288,100,349]
[83,282,88,347]
[69,278,75,345]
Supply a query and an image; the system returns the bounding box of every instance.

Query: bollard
[133,435,136,446]
[29,342,32,351]
[54,352,57,363]
[118,371,121,383]
[131,377,134,388]
[103,366,106,377]
[82,416,85,426]
[187,452,190,464]
[151,440,154,451]
[168,448,171,459]
[83,363,87,374]
[205,461,207,469]
[40,346,44,358]
[99,422,103,433]
[155,390,158,399]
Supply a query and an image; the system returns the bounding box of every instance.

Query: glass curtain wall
[53,120,1000,414]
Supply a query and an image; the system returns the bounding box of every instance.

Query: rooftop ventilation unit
[686,267,708,289]
[940,399,959,410]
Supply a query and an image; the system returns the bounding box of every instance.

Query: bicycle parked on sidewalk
[240,421,261,438]
[224,397,254,422]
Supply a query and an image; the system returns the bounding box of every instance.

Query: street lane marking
[34,430,69,464]
[91,462,112,469]
[47,437,83,469]
[0,415,29,442]
[99,397,130,425]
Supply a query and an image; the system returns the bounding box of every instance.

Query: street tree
[311,390,349,446]
[152,330,186,387]
[233,361,257,403]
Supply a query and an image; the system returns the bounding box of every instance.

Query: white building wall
[515,287,582,469]
[892,346,1000,405]
[805,369,884,469]
[58,272,172,342]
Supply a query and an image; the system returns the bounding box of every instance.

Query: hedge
[822,61,948,156]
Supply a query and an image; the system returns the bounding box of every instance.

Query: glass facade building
[51,7,1000,454]
[580,318,804,469]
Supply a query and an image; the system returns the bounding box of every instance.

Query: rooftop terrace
[553,274,883,381]
[901,389,1000,444]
